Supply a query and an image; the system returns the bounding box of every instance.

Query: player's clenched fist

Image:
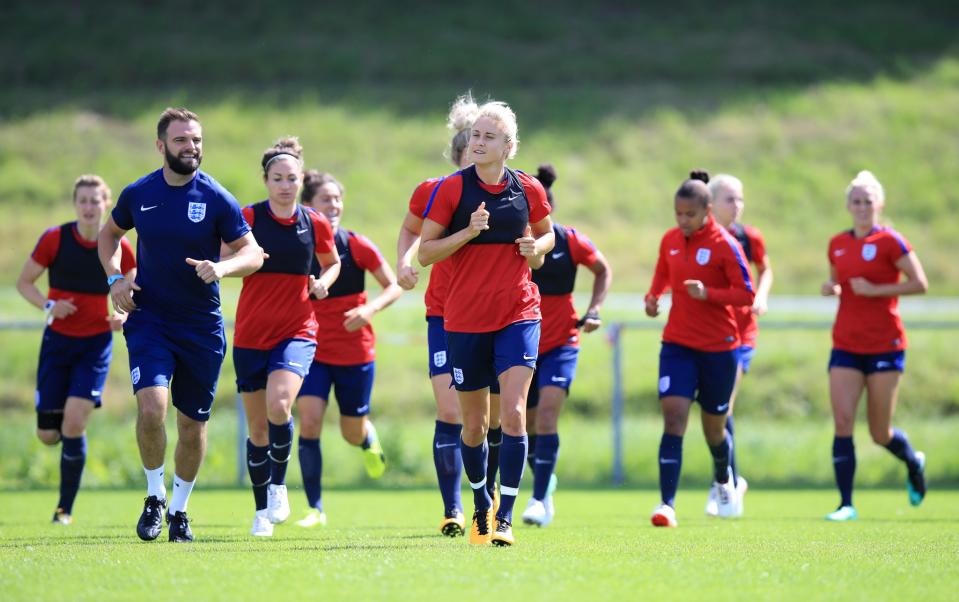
[468,202,489,236]
[186,257,226,284]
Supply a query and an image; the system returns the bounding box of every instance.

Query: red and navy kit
[31,222,136,337]
[728,223,767,349]
[828,226,911,354]
[647,216,755,352]
[233,202,334,350]
[533,224,600,354]
[423,166,552,334]
[310,228,385,365]
[409,178,452,319]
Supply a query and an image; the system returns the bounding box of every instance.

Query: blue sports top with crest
[112,169,250,324]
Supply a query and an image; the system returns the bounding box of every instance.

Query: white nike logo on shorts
[140,205,158,211]
[197,407,211,415]
[523,354,535,360]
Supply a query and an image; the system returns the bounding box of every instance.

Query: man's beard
[165,147,201,175]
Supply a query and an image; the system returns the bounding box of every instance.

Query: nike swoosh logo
[551,252,565,259]
[876,362,891,368]
[833,456,849,464]
[197,407,211,415]
[435,442,458,449]
[669,249,680,255]
[716,403,729,412]
[523,354,536,360]
[141,205,158,211]
[296,228,308,235]
[659,458,679,464]
[506,193,522,202]
[534,459,551,465]
[289,361,303,367]
[550,376,568,382]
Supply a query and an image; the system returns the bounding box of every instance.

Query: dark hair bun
[536,164,558,189]
[689,169,710,184]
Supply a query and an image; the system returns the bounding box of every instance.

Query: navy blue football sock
[268,418,294,485]
[709,431,733,484]
[526,433,537,470]
[658,433,683,507]
[497,433,528,522]
[485,426,502,500]
[433,421,463,514]
[460,438,492,510]
[58,435,86,514]
[726,415,738,482]
[884,428,921,473]
[247,439,271,511]
[833,436,856,507]
[532,433,559,501]
[298,437,323,511]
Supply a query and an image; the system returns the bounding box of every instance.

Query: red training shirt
[408,178,452,318]
[731,223,767,348]
[32,224,136,337]
[312,231,385,366]
[828,226,911,354]
[538,227,600,354]
[647,216,755,352]
[425,171,552,333]
[233,205,335,350]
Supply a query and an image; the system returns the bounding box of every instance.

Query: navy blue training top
[112,169,250,324]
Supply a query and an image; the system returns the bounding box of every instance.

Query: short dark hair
[157,107,200,140]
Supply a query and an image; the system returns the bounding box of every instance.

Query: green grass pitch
[2,488,957,601]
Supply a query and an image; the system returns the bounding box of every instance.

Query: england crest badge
[695,248,711,265]
[188,202,207,223]
[861,243,877,261]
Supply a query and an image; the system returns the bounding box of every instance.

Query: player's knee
[870,426,893,446]
[138,403,166,426]
[338,418,363,445]
[266,398,292,422]
[248,424,269,446]
[461,422,487,445]
[436,403,460,424]
[36,429,61,445]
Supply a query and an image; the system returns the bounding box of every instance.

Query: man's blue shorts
[123,308,226,422]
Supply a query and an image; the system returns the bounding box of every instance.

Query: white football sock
[144,465,166,500]
[168,474,195,515]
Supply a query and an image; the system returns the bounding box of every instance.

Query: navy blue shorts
[658,342,738,415]
[829,349,905,375]
[298,361,374,417]
[527,345,579,409]
[426,316,451,377]
[737,345,755,375]
[447,320,540,392]
[123,308,226,422]
[35,327,112,412]
[234,338,316,393]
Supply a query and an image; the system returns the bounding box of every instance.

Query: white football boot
[267,484,290,524]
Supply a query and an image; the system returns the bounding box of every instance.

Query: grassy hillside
[2,0,958,293]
